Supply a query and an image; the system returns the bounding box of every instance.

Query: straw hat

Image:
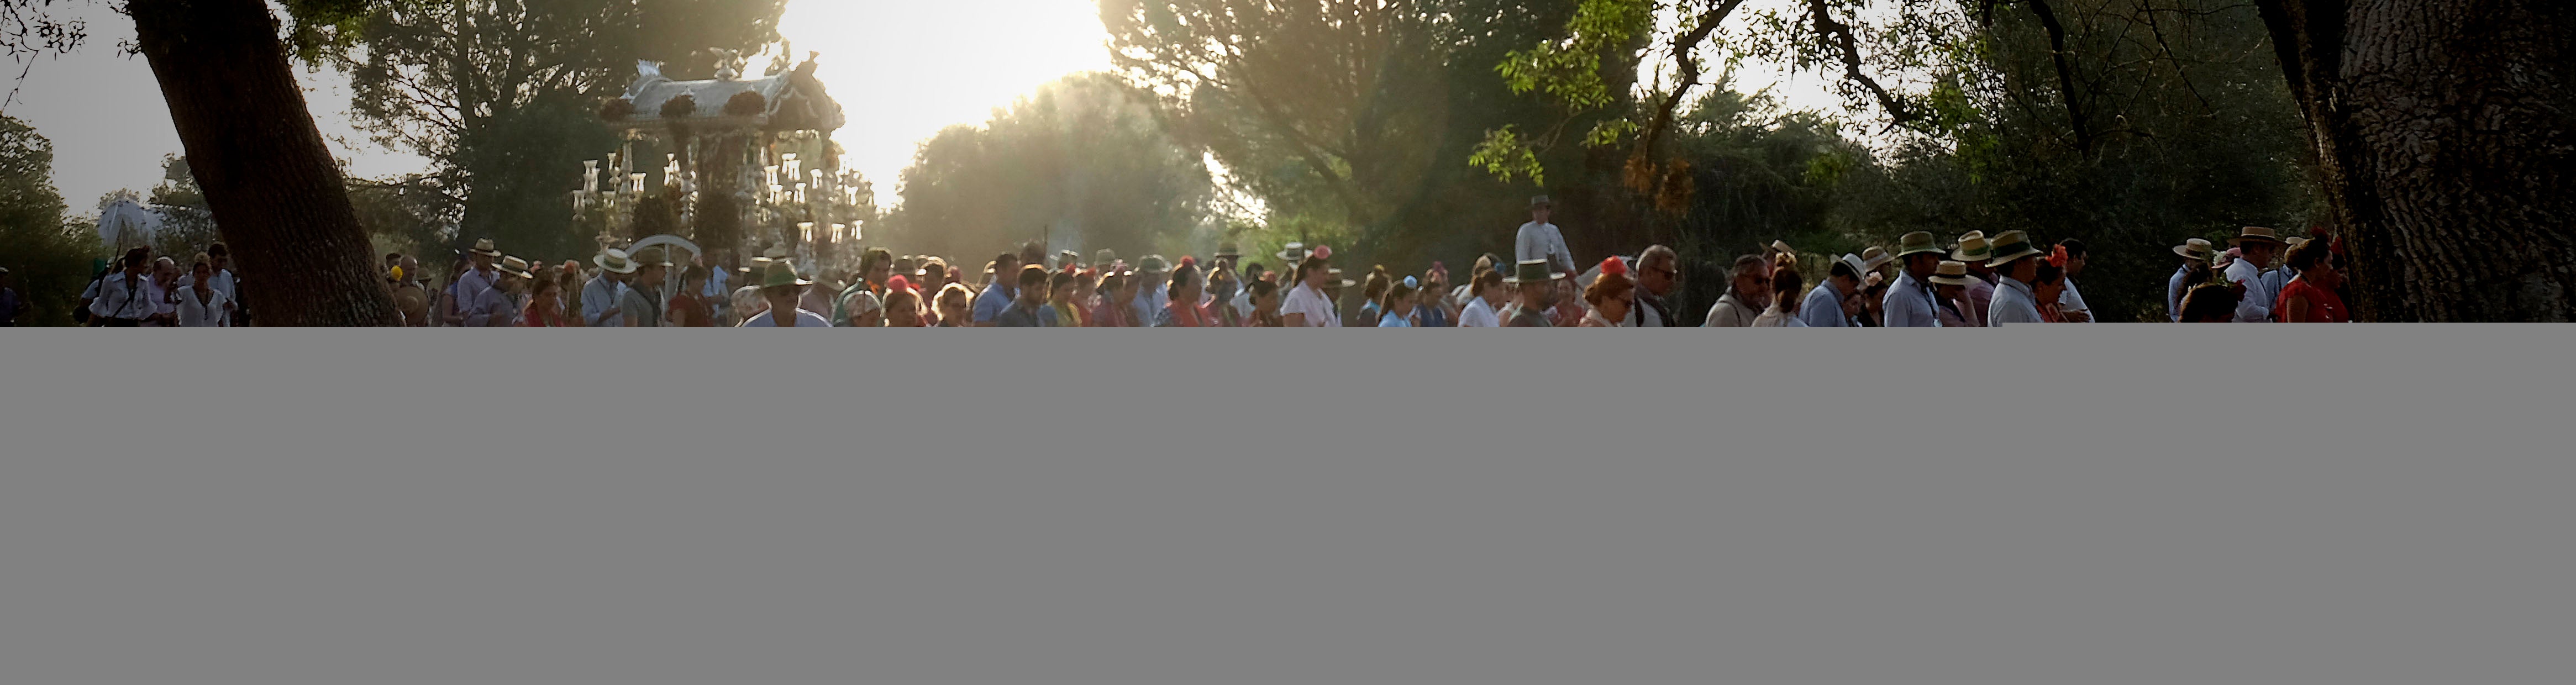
[1529,194,1552,208]
[1828,254,1868,281]
[593,249,637,274]
[1896,231,1945,257]
[1325,267,1356,288]
[759,260,812,289]
[1859,246,1894,271]
[1094,249,1118,269]
[1928,260,1975,286]
[1952,231,1991,262]
[1769,240,1796,258]
[1137,254,1170,273]
[631,247,672,268]
[1275,242,1307,264]
[469,238,502,257]
[2173,238,2214,261]
[495,255,536,280]
[2228,226,2284,246]
[1986,230,2046,268]
[1503,259,1565,284]
[1213,241,1242,259]
[2284,236,2311,250]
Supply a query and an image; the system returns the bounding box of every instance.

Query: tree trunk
[128,0,399,326]
[2256,0,2575,321]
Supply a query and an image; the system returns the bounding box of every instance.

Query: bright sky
[6,0,1854,222]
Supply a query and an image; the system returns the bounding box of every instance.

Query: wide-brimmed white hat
[1928,260,1975,286]
[1839,254,1871,280]
[495,255,536,280]
[1275,242,1307,263]
[594,248,638,274]
[1952,231,1991,262]
[1859,246,1894,271]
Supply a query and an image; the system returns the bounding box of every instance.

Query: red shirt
[667,293,711,327]
[2275,277,2347,322]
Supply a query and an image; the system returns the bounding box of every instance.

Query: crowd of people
[41,196,2349,328]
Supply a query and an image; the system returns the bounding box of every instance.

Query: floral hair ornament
[1599,256,1628,277]
[1310,244,1333,261]
[2048,244,2070,268]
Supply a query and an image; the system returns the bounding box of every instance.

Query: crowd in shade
[37,196,2349,328]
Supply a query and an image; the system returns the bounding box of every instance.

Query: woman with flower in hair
[882,276,926,327]
[1580,257,1634,327]
[1376,276,1419,326]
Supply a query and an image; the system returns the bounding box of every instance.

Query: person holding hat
[1516,195,1576,280]
[1983,230,2049,325]
[2166,238,2214,321]
[618,247,672,327]
[1926,260,1977,328]
[1881,231,1946,327]
[1281,247,1340,327]
[1500,259,1565,327]
[583,248,634,327]
[740,260,832,327]
[2223,226,2285,322]
[1700,254,1771,327]
[1950,231,1995,327]
[464,256,535,326]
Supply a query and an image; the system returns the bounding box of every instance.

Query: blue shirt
[994,300,1059,327]
[1881,272,1942,328]
[580,276,625,326]
[1379,310,1412,327]
[972,283,1014,324]
[1800,280,1850,328]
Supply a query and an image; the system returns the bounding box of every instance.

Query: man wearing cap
[1496,260,1560,326]
[2223,226,2284,322]
[583,249,634,327]
[1700,254,1770,327]
[1882,232,1945,327]
[1951,231,1994,327]
[446,238,503,326]
[1801,254,1873,328]
[740,260,832,327]
[1516,196,1576,279]
[1984,231,2049,325]
[2168,238,2214,321]
[969,251,1021,326]
[464,256,535,327]
[619,248,672,326]
[1628,245,1679,327]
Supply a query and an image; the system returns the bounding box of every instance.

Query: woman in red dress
[2276,239,2348,322]
[665,265,714,327]
[519,277,567,326]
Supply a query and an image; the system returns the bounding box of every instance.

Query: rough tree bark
[2256,0,2574,322]
[128,0,399,326]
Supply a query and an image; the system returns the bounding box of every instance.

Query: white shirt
[142,275,180,326]
[2058,278,2091,322]
[209,269,236,305]
[740,308,832,327]
[1458,296,1501,327]
[1987,277,2046,325]
[1281,283,1338,327]
[1516,222,1575,276]
[89,272,155,320]
[175,284,232,326]
[2224,259,2274,322]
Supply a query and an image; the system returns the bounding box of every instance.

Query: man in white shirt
[583,249,633,326]
[2222,226,2285,322]
[89,252,156,326]
[1515,196,1575,279]
[2054,238,2094,322]
[740,260,832,327]
[141,257,182,326]
[1984,230,2049,325]
[205,242,238,305]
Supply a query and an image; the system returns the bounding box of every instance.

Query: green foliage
[0,116,102,326]
[1496,0,1654,110]
[1468,125,1545,185]
[146,155,218,260]
[886,73,1213,265]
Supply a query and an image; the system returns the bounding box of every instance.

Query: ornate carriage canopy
[602,59,844,134]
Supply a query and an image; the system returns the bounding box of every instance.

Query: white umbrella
[97,199,160,248]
